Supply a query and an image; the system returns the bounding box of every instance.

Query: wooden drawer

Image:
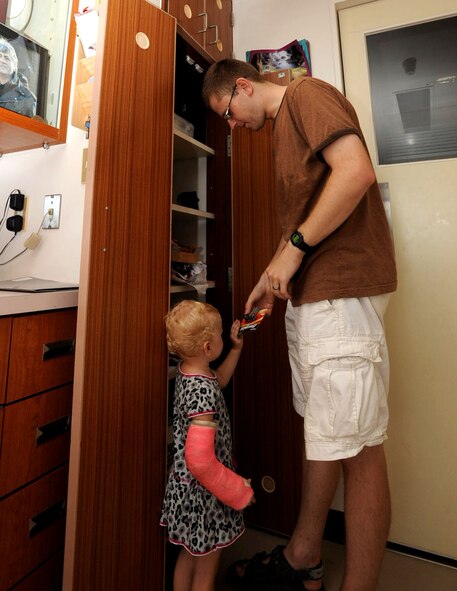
[0,386,72,497]
[6,309,77,403]
[0,466,68,590]
[9,551,64,591]
[0,317,12,405]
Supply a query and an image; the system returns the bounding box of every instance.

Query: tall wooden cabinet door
[0,317,11,405]
[231,70,303,536]
[167,0,206,47]
[69,2,175,590]
[205,0,233,60]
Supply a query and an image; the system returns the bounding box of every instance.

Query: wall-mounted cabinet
[0,0,79,154]
[166,0,233,60]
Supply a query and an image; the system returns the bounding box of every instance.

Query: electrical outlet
[21,197,28,231]
[43,194,61,229]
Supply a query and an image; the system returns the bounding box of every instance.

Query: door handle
[197,12,208,33]
[42,338,75,360]
[29,499,66,538]
[36,415,71,446]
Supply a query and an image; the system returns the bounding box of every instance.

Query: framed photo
[0,22,49,119]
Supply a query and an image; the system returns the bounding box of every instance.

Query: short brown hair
[165,300,221,358]
[202,58,265,106]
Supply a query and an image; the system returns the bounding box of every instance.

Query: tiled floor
[215,527,457,591]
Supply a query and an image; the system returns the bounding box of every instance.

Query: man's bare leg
[284,450,341,590]
[340,444,391,591]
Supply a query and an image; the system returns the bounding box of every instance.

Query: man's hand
[244,271,276,316]
[265,241,304,300]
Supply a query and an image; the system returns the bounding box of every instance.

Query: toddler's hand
[243,478,256,507]
[230,319,244,349]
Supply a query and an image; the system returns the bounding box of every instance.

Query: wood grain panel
[205,0,233,60]
[0,385,72,496]
[0,317,11,405]
[0,466,68,590]
[72,3,175,589]
[167,0,206,48]
[7,309,77,403]
[11,551,64,591]
[231,89,303,535]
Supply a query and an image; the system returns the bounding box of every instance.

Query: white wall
[0,47,87,284]
[233,0,342,89]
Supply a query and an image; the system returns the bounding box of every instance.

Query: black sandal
[225,544,325,591]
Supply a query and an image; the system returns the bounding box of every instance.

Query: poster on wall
[246,39,312,79]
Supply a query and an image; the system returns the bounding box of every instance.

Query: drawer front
[0,317,12,405]
[0,386,72,496]
[7,309,77,403]
[0,466,68,590]
[9,551,64,591]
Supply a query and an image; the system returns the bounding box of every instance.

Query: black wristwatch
[290,230,314,255]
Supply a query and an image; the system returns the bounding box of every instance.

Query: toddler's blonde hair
[165,300,221,358]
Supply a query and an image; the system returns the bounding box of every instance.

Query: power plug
[9,191,25,211]
[24,232,42,250]
[6,215,23,233]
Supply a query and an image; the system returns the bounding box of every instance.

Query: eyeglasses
[223,84,237,120]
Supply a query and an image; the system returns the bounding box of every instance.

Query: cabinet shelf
[172,204,215,219]
[173,128,215,159]
[170,281,215,294]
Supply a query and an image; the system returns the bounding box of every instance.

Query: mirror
[1,0,73,127]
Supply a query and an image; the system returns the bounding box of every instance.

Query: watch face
[291,231,302,246]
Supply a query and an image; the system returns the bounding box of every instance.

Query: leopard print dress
[160,365,245,555]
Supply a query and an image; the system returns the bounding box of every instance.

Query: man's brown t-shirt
[273,76,397,305]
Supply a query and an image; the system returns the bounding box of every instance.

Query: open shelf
[173,128,215,159]
[170,281,215,294]
[171,204,215,219]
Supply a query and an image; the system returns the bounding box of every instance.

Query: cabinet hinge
[227,134,231,158]
[228,267,232,292]
[230,11,234,28]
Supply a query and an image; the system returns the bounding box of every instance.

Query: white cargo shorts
[285,295,391,461]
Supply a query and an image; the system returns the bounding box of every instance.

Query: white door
[339,0,457,559]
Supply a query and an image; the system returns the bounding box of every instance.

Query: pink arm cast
[184,423,253,510]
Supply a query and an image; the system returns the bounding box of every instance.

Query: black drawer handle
[36,415,71,446]
[29,499,66,538]
[42,338,75,360]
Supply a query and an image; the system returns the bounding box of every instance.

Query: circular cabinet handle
[261,475,276,494]
[135,32,150,50]
[216,0,223,9]
[184,4,192,18]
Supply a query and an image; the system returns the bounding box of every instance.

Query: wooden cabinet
[0,307,77,590]
[0,0,79,155]
[65,1,231,588]
[166,0,233,59]
[231,69,304,536]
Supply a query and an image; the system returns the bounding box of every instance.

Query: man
[0,38,36,118]
[202,59,397,591]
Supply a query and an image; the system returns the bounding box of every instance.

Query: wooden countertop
[0,290,78,316]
